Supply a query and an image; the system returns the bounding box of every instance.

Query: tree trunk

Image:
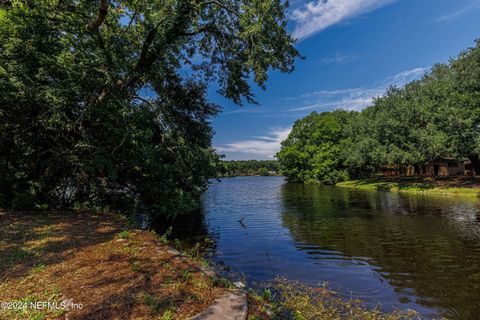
[468,154,480,176]
[413,164,421,175]
[87,0,109,32]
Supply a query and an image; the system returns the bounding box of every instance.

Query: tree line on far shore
[219,160,279,177]
[277,40,480,184]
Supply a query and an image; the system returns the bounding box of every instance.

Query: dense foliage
[0,0,298,217]
[219,160,279,176]
[278,41,480,184]
[277,110,354,183]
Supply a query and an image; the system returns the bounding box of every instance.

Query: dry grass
[0,211,225,320]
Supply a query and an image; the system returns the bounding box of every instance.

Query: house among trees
[377,158,474,177]
[424,157,468,177]
[378,165,404,176]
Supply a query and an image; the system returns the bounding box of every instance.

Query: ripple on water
[202,177,480,320]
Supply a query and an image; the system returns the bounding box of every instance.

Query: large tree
[277,110,355,184]
[0,0,298,215]
[278,40,480,182]
[448,41,480,174]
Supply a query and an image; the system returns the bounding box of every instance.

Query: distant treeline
[219,160,279,177]
[277,40,480,184]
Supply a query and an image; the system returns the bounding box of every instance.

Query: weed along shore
[1,210,421,320]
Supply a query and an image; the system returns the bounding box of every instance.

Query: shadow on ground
[0,211,224,319]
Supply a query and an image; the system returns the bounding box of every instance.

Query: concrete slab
[190,289,247,320]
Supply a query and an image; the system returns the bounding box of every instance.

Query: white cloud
[288,67,428,112]
[221,108,265,116]
[291,0,396,40]
[436,1,480,22]
[214,69,428,160]
[377,67,428,87]
[215,127,292,159]
[318,51,359,65]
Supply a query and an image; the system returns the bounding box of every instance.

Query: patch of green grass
[246,288,278,319]
[272,278,418,320]
[174,238,182,249]
[30,263,47,274]
[1,288,63,320]
[1,308,46,320]
[182,270,192,283]
[123,243,139,256]
[141,291,173,315]
[198,257,210,268]
[117,230,131,240]
[261,288,273,301]
[337,180,480,197]
[186,243,202,260]
[192,275,209,290]
[142,291,156,307]
[212,277,233,289]
[184,237,215,260]
[162,262,173,271]
[159,227,172,245]
[161,309,175,320]
[163,281,182,291]
[1,247,34,271]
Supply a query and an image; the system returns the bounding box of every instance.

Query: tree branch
[201,0,239,16]
[120,8,139,37]
[135,27,158,70]
[182,24,240,40]
[87,0,109,31]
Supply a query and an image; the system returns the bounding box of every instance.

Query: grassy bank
[0,211,227,320]
[0,211,420,320]
[336,177,480,197]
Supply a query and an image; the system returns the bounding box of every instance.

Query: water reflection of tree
[279,184,480,319]
[152,209,210,248]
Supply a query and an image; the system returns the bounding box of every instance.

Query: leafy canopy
[278,40,480,183]
[0,0,298,216]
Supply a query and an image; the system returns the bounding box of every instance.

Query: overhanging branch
[87,0,109,31]
[201,0,239,16]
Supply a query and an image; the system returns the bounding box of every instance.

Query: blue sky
[212,0,480,160]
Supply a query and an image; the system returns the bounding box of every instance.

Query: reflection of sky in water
[203,176,480,320]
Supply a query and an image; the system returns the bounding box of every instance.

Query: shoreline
[0,210,419,320]
[217,174,283,178]
[0,211,233,319]
[336,177,480,198]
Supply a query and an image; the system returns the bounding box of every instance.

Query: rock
[167,248,181,256]
[190,289,247,320]
[201,266,216,278]
[265,303,274,317]
[115,238,126,242]
[233,281,246,289]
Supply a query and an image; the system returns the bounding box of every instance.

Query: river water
[200,176,480,319]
